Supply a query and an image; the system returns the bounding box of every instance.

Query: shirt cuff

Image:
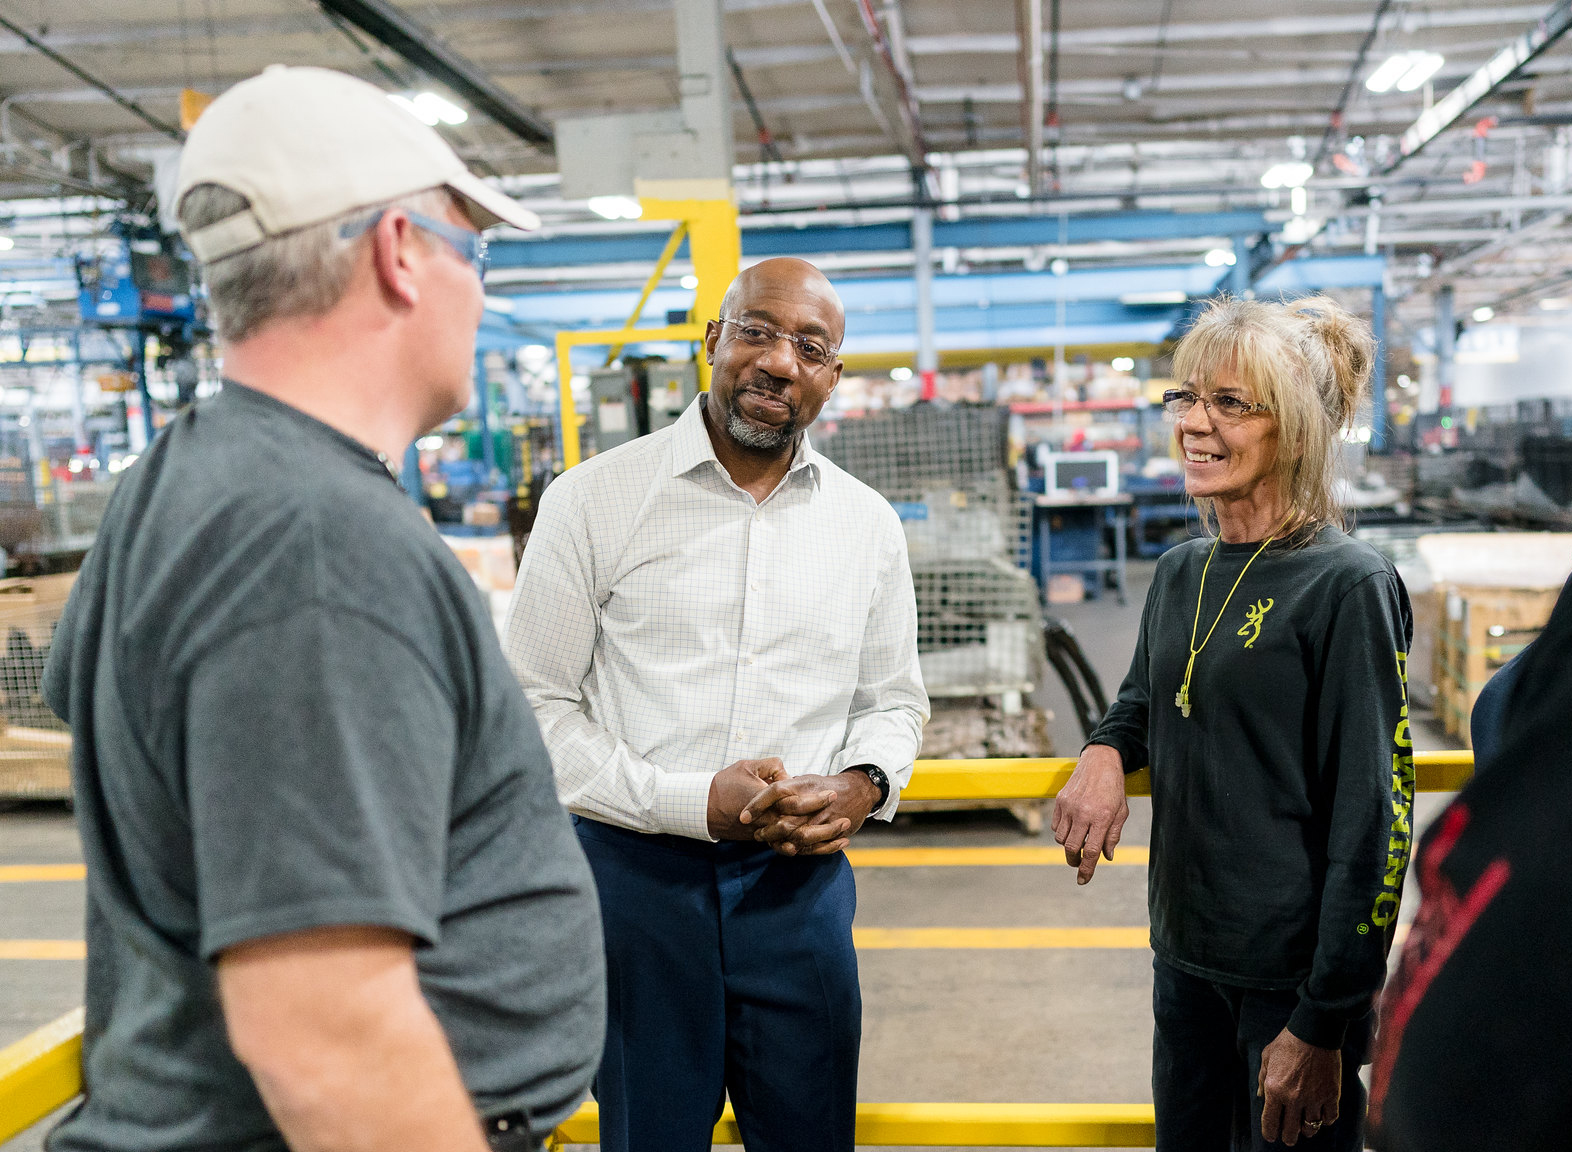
[652,769,716,841]
[1286,998,1350,1051]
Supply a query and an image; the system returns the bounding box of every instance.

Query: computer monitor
[1041,450,1120,499]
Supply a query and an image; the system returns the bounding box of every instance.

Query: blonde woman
[1052,296,1414,1151]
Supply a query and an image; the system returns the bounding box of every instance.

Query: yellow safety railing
[0,751,1473,1147]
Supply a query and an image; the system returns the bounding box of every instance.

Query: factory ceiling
[5,0,1572,331]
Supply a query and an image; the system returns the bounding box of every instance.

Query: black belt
[483,1110,537,1152]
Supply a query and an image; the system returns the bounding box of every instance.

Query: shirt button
[750,581,761,592]
[736,731,747,741]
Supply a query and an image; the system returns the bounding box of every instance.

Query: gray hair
[177,184,453,343]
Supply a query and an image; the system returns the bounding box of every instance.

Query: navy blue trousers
[574,816,861,1152]
[1152,957,1368,1152]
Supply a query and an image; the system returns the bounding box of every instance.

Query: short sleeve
[184,605,459,960]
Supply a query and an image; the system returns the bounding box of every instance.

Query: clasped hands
[706,757,880,855]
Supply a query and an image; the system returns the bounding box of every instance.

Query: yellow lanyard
[1175,533,1277,718]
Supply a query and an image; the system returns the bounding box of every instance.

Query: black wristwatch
[846,764,891,808]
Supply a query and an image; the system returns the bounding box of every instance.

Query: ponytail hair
[1171,294,1376,543]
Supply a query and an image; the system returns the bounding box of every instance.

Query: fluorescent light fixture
[1539,297,1572,311]
[1120,290,1188,306]
[1049,257,1069,276]
[0,236,13,251]
[1395,52,1446,92]
[587,196,643,221]
[1111,356,1136,372]
[890,366,913,381]
[1366,53,1417,94]
[1291,185,1308,216]
[388,91,467,126]
[1281,216,1321,244]
[1472,306,1495,322]
[680,274,699,289]
[1366,51,1445,94]
[1261,162,1314,189]
[1203,248,1237,267]
[417,435,444,451]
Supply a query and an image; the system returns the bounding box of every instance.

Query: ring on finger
[1303,1120,1323,1132]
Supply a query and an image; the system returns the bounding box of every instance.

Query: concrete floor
[0,559,1463,1151]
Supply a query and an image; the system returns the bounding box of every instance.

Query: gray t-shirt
[42,382,604,1151]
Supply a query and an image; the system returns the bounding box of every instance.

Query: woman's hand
[1049,744,1129,884]
[1258,1027,1341,1146]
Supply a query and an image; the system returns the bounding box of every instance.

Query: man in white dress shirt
[503,257,928,1152]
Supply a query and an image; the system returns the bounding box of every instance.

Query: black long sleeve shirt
[1089,525,1414,1050]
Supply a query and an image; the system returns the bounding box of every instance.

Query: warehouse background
[3,1,1570,1148]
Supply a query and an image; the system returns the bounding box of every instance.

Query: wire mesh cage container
[913,560,1043,698]
[819,405,1010,491]
[43,482,117,542]
[886,473,1033,570]
[0,574,75,800]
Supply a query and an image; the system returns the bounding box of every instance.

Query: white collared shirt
[503,395,929,840]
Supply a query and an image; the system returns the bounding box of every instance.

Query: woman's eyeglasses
[1161,389,1271,422]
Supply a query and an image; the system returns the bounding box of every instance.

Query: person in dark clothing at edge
[1050,295,1415,1152]
[1366,575,1572,1152]
[41,67,603,1152]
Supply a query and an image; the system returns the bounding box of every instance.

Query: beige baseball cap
[175,65,539,264]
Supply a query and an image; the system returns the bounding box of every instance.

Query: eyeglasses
[1161,388,1271,422]
[718,316,840,368]
[339,209,489,280]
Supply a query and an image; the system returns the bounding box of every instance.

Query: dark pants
[1152,957,1368,1152]
[574,816,861,1152]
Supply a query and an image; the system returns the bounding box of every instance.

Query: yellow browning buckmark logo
[1237,598,1274,648]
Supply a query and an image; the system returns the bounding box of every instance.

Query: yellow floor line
[855,927,1150,949]
[2,931,1149,959]
[849,845,1149,867]
[0,940,86,960]
[0,865,85,883]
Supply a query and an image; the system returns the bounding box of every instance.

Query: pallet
[1433,585,1559,748]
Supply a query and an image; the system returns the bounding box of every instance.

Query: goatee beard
[725,389,799,452]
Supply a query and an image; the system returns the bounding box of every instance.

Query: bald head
[720,258,845,344]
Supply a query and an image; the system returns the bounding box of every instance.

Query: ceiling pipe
[315,0,554,148]
[1015,0,1045,197]
[1385,0,1572,172]
[1310,0,1394,173]
[0,12,182,142]
[854,0,929,173]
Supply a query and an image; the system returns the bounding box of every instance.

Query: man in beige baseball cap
[42,65,604,1152]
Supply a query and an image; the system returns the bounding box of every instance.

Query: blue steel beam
[491,258,1383,333]
[486,210,1272,270]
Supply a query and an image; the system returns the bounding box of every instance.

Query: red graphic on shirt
[1368,803,1511,1127]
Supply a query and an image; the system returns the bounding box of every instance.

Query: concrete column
[1436,284,1456,414]
[673,0,733,177]
[1230,233,1252,298]
[1370,284,1388,452]
[912,207,938,400]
